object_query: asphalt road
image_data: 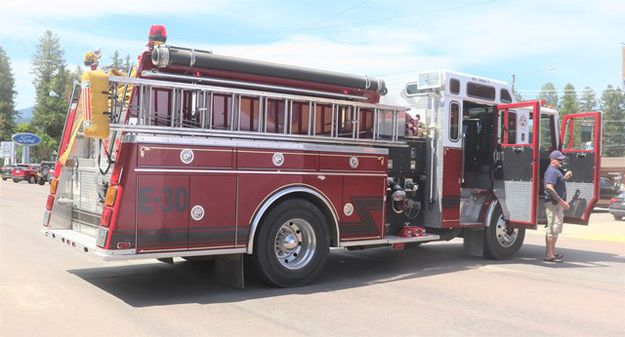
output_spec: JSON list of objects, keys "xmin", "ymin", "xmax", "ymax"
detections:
[{"xmin": 1, "ymin": 181, "xmax": 624, "ymax": 337}]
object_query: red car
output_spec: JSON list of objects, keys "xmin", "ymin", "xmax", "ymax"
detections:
[{"xmin": 11, "ymin": 164, "xmax": 41, "ymax": 184}]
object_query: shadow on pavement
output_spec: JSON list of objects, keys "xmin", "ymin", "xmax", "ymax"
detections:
[{"xmin": 68, "ymin": 242, "xmax": 624, "ymax": 308}]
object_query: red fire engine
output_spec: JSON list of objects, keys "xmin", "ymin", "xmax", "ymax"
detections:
[{"xmin": 43, "ymin": 26, "xmax": 602, "ymax": 287}]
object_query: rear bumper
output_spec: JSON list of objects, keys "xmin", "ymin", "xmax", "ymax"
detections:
[
  {"xmin": 43, "ymin": 228, "xmax": 246, "ymax": 261},
  {"xmin": 43, "ymin": 229, "xmax": 134, "ymax": 261}
]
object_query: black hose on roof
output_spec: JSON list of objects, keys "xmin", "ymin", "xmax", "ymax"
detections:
[{"xmin": 151, "ymin": 45, "xmax": 387, "ymax": 95}]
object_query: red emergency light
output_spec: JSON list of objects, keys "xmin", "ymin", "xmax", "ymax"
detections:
[{"xmin": 148, "ymin": 25, "xmax": 167, "ymax": 47}]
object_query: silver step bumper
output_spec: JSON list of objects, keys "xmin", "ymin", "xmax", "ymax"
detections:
[{"xmin": 340, "ymin": 233, "xmax": 440, "ymax": 247}]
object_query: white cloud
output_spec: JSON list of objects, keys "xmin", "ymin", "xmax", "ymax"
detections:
[
  {"xmin": 3, "ymin": 0, "xmax": 624, "ymax": 109},
  {"xmin": 0, "ymin": 0, "xmax": 231, "ymax": 18}
]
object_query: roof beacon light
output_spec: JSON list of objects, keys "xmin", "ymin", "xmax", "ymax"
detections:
[{"xmin": 148, "ymin": 25, "xmax": 167, "ymax": 49}]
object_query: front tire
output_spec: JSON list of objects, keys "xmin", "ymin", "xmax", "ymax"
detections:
[
  {"xmin": 253, "ymin": 199, "xmax": 329, "ymax": 287},
  {"xmin": 28, "ymin": 176, "xmax": 35, "ymax": 184},
  {"xmin": 484, "ymin": 204, "xmax": 525, "ymax": 259},
  {"xmin": 614, "ymin": 214, "xmax": 623, "ymax": 221}
]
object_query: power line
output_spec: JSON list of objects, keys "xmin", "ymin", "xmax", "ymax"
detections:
[{"xmin": 243, "ymin": 1, "xmax": 371, "ymax": 53}]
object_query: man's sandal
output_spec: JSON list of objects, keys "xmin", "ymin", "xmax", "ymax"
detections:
[{"xmin": 543, "ymin": 257, "xmax": 563, "ymax": 263}]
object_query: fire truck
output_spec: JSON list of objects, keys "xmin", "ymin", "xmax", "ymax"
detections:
[{"xmin": 43, "ymin": 26, "xmax": 602, "ymax": 287}]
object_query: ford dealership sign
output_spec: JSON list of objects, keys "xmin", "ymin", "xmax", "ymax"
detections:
[{"xmin": 12, "ymin": 133, "xmax": 42, "ymax": 146}]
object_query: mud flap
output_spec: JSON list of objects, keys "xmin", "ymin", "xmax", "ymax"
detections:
[
  {"xmin": 215, "ymin": 254, "xmax": 245, "ymax": 289},
  {"xmin": 463, "ymin": 228, "xmax": 485, "ymax": 257}
]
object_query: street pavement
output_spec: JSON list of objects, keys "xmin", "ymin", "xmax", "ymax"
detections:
[{"xmin": 1, "ymin": 181, "xmax": 624, "ymax": 337}]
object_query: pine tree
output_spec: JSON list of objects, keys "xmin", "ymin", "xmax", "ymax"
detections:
[
  {"xmin": 0, "ymin": 46, "xmax": 18, "ymax": 141},
  {"xmin": 558, "ymin": 83, "xmax": 579, "ymax": 118},
  {"xmin": 103, "ymin": 50, "xmax": 123, "ymax": 71},
  {"xmin": 124, "ymin": 54, "xmax": 132, "ymax": 72},
  {"xmin": 538, "ymin": 82, "xmax": 558, "ymax": 108},
  {"xmin": 30, "ymin": 31, "xmax": 69, "ymax": 161},
  {"xmin": 65, "ymin": 65, "xmax": 83, "ymax": 100},
  {"xmin": 600, "ymin": 85, "xmax": 625, "ymax": 157},
  {"xmin": 579, "ymin": 86, "xmax": 598, "ymax": 112}
]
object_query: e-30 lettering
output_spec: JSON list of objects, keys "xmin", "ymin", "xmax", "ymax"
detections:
[{"xmin": 138, "ymin": 186, "xmax": 188, "ymax": 213}]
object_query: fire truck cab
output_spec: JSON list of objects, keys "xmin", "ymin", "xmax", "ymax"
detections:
[
  {"xmin": 42, "ymin": 27, "xmax": 602, "ymax": 287},
  {"xmin": 402, "ymin": 70, "xmax": 601, "ymax": 257}
]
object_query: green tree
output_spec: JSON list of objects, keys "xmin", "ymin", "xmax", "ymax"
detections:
[
  {"xmin": 538, "ymin": 82, "xmax": 558, "ymax": 108},
  {"xmin": 558, "ymin": 83, "xmax": 579, "ymax": 117},
  {"xmin": 124, "ymin": 54, "xmax": 132, "ymax": 72},
  {"xmin": 579, "ymin": 86, "xmax": 598, "ymax": 111},
  {"xmin": 600, "ymin": 85, "xmax": 625, "ymax": 157},
  {"xmin": 30, "ymin": 31, "xmax": 70, "ymax": 161},
  {"xmin": 65, "ymin": 65, "xmax": 83, "ymax": 100},
  {"xmin": 103, "ymin": 50, "xmax": 123, "ymax": 71},
  {"xmin": 0, "ymin": 46, "xmax": 18, "ymax": 140}
]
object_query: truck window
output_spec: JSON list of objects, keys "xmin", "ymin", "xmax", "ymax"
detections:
[
  {"xmin": 449, "ymin": 101, "xmax": 460, "ymax": 141},
  {"xmin": 538, "ymin": 115, "xmax": 556, "ymax": 151},
  {"xmin": 467, "ymin": 82, "xmax": 495, "ymax": 101},
  {"xmin": 449, "ymin": 78, "xmax": 460, "ymax": 95},
  {"xmin": 500, "ymin": 89, "xmax": 512, "ymax": 103},
  {"xmin": 562, "ymin": 116, "xmax": 595, "ymax": 150}
]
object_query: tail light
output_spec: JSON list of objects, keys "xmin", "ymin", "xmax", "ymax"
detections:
[
  {"xmin": 45, "ymin": 194, "xmax": 55, "ymax": 210},
  {"xmin": 610, "ymin": 197, "xmax": 618, "ymax": 205},
  {"xmin": 105, "ymin": 185, "xmax": 119, "ymax": 206},
  {"xmin": 50, "ymin": 178, "xmax": 59, "ymax": 194},
  {"xmin": 100, "ymin": 207, "xmax": 113, "ymax": 227}
]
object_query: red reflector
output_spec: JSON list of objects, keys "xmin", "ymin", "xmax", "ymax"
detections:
[
  {"xmin": 100, "ymin": 207, "xmax": 113, "ymax": 227},
  {"xmin": 45, "ymin": 195, "xmax": 55, "ymax": 210},
  {"xmin": 116, "ymin": 241, "xmax": 131, "ymax": 249},
  {"xmin": 610, "ymin": 198, "xmax": 618, "ymax": 205}
]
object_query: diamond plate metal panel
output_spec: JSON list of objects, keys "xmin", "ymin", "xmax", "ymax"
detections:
[{"xmin": 494, "ymin": 181, "xmax": 533, "ymax": 222}]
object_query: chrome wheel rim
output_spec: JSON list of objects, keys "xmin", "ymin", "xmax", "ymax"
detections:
[
  {"xmin": 495, "ymin": 214, "xmax": 518, "ymax": 248},
  {"xmin": 274, "ymin": 218, "xmax": 316, "ymax": 270}
]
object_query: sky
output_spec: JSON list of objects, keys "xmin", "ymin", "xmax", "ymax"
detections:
[{"xmin": 1, "ymin": 0, "xmax": 623, "ymax": 109}]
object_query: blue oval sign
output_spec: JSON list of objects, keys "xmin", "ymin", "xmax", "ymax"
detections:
[{"xmin": 12, "ymin": 133, "xmax": 42, "ymax": 146}]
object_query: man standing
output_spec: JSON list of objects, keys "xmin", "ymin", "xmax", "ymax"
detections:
[{"xmin": 543, "ymin": 150, "xmax": 573, "ymax": 263}]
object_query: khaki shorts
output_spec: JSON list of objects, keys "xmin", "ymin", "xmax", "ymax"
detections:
[{"xmin": 545, "ymin": 202, "xmax": 564, "ymax": 238}]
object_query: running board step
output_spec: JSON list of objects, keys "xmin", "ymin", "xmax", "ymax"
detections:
[{"xmin": 340, "ymin": 233, "xmax": 440, "ymax": 247}]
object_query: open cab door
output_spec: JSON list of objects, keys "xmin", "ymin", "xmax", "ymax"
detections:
[
  {"xmin": 559, "ymin": 112, "xmax": 602, "ymax": 225},
  {"xmin": 494, "ymin": 101, "xmax": 541, "ymax": 228}
]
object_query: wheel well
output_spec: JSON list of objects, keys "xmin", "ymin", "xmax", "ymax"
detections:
[{"xmin": 252, "ymin": 191, "xmax": 339, "ymax": 251}]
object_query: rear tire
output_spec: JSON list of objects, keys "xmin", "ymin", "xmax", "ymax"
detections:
[
  {"xmin": 13, "ymin": 179, "xmax": 18, "ymax": 183},
  {"xmin": 28, "ymin": 176, "xmax": 35, "ymax": 184},
  {"xmin": 614, "ymin": 215, "xmax": 623, "ymax": 221},
  {"xmin": 253, "ymin": 199, "xmax": 329, "ymax": 287},
  {"xmin": 484, "ymin": 204, "xmax": 525, "ymax": 259}
]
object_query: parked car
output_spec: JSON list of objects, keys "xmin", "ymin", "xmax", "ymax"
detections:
[
  {"xmin": 38, "ymin": 161, "xmax": 56, "ymax": 185},
  {"xmin": 1, "ymin": 164, "xmax": 16, "ymax": 181},
  {"xmin": 10, "ymin": 164, "xmax": 41, "ymax": 184},
  {"xmin": 608, "ymin": 192, "xmax": 625, "ymax": 221},
  {"xmin": 597, "ymin": 177, "xmax": 620, "ymax": 208}
]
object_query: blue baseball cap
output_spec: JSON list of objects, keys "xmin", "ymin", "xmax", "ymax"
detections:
[{"xmin": 549, "ymin": 150, "xmax": 567, "ymax": 160}]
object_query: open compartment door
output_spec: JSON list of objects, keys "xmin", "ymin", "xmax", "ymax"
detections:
[
  {"xmin": 559, "ymin": 112, "xmax": 602, "ymax": 225},
  {"xmin": 493, "ymin": 101, "xmax": 541, "ymax": 227}
]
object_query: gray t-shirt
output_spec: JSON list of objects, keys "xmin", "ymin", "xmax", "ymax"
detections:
[{"xmin": 544, "ymin": 165, "xmax": 566, "ymax": 202}]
